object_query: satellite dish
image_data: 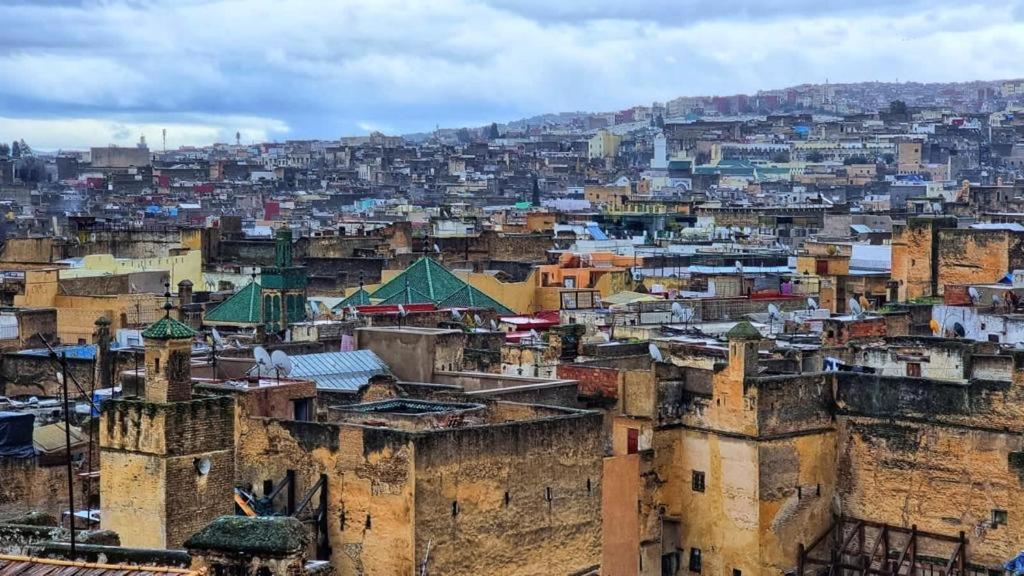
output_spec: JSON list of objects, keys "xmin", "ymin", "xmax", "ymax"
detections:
[
  {"xmin": 807, "ymin": 297, "xmax": 819, "ymax": 310},
  {"xmin": 952, "ymin": 322, "xmax": 966, "ymax": 338},
  {"xmin": 968, "ymin": 287, "xmax": 980, "ymax": 302},
  {"xmin": 473, "ymin": 314, "xmax": 482, "ymax": 326},
  {"xmin": 671, "ymin": 302, "xmax": 694, "ymax": 323},
  {"xmin": 734, "ymin": 260, "xmax": 743, "ymax": 273},
  {"xmin": 768, "ymin": 303, "xmax": 781, "ymax": 317},
  {"xmin": 451, "ymin": 309, "xmax": 463, "ymax": 321},
  {"xmin": 348, "ymin": 305, "xmax": 358, "ymax": 317},
  {"xmin": 929, "ymin": 319, "xmax": 940, "ymax": 334},
  {"xmin": 211, "ymin": 327, "xmax": 225, "ymax": 346},
  {"xmin": 632, "ymin": 271, "xmax": 643, "ymax": 282},
  {"xmin": 993, "ymin": 294, "xmax": 1002, "ymax": 306},
  {"xmin": 529, "ymin": 329, "xmax": 540, "ymax": 343},
  {"xmin": 194, "ymin": 457, "xmax": 211, "ymax": 476},
  {"xmin": 398, "ymin": 304, "xmax": 408, "ymax": 317},
  {"xmin": 252, "ymin": 344, "xmax": 270, "ymax": 366},
  {"xmin": 489, "ymin": 319, "xmax": 498, "ymax": 331},
  {"xmin": 848, "ymin": 298, "xmax": 863, "ymax": 316},
  {"xmin": 433, "ymin": 243, "xmax": 441, "ymax": 254},
  {"xmin": 599, "ymin": 332, "xmax": 611, "ymax": 342},
  {"xmin": 271, "ymin": 350, "xmax": 292, "ymax": 376},
  {"xmin": 648, "ymin": 343, "xmax": 664, "ymax": 363}
]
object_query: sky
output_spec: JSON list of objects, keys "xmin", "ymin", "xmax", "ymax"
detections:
[{"xmin": 2, "ymin": 0, "xmax": 1024, "ymax": 150}]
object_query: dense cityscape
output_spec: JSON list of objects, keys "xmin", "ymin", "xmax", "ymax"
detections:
[{"xmin": 5, "ymin": 18, "xmax": 1024, "ymax": 576}]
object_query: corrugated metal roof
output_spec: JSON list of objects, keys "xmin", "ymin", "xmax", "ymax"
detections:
[{"xmin": 249, "ymin": 350, "xmax": 389, "ymax": 391}]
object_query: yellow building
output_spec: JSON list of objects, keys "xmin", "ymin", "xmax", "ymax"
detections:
[
  {"xmin": 588, "ymin": 129, "xmax": 622, "ymax": 159},
  {"xmin": 59, "ymin": 250, "xmax": 203, "ymax": 288}
]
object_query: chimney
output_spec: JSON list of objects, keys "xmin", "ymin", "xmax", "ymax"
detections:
[{"xmin": 94, "ymin": 316, "xmax": 113, "ymax": 390}]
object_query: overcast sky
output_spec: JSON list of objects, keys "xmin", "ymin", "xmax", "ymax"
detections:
[{"xmin": 2, "ymin": 0, "xmax": 1024, "ymax": 149}]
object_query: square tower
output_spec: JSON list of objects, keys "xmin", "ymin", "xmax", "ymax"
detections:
[{"xmin": 100, "ymin": 301, "xmax": 235, "ymax": 549}]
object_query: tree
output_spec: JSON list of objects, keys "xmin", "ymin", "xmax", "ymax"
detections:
[
  {"xmin": 771, "ymin": 151, "xmax": 790, "ymax": 163},
  {"xmin": 807, "ymin": 151, "xmax": 824, "ymax": 163},
  {"xmin": 889, "ymin": 100, "xmax": 908, "ymax": 117},
  {"xmin": 844, "ymin": 155, "xmax": 869, "ymax": 165},
  {"xmin": 0, "ymin": 143, "xmax": 8, "ymax": 157},
  {"xmin": 487, "ymin": 122, "xmax": 500, "ymax": 140},
  {"xmin": 10, "ymin": 141, "xmax": 20, "ymax": 158}
]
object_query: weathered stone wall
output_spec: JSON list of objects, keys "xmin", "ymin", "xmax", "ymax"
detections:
[
  {"xmin": 936, "ymin": 229, "xmax": 1013, "ymax": 293},
  {"xmin": 413, "ymin": 412, "xmax": 603, "ymax": 576},
  {"xmin": 0, "ymin": 457, "xmax": 87, "ymax": 521},
  {"xmin": 837, "ymin": 417, "xmax": 1024, "ymax": 566}
]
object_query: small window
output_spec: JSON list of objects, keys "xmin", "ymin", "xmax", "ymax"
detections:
[
  {"xmin": 627, "ymin": 428, "xmax": 639, "ymax": 454},
  {"xmin": 733, "ymin": 570, "xmax": 742, "ymax": 576},
  {"xmin": 155, "ymin": 357, "xmax": 160, "ymax": 373},
  {"xmin": 906, "ymin": 362, "xmax": 921, "ymax": 377},
  {"xmin": 689, "ymin": 548, "xmax": 702, "ymax": 573},
  {"xmin": 988, "ymin": 334, "xmax": 1000, "ymax": 343},
  {"xmin": 545, "ymin": 487, "xmax": 552, "ymax": 501},
  {"xmin": 993, "ymin": 509, "xmax": 1008, "ymax": 526},
  {"xmin": 504, "ymin": 491, "xmax": 510, "ymax": 507},
  {"xmin": 451, "ymin": 501, "xmax": 459, "ymax": 517},
  {"xmin": 692, "ymin": 471, "xmax": 705, "ymax": 493}
]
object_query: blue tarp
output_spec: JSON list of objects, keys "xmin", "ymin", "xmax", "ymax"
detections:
[
  {"xmin": 586, "ymin": 224, "xmax": 608, "ymax": 241},
  {"xmin": 0, "ymin": 411, "xmax": 35, "ymax": 458},
  {"xmin": 1005, "ymin": 551, "xmax": 1024, "ymax": 573}
]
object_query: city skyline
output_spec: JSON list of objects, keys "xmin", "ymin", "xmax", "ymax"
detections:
[{"xmin": 3, "ymin": 0, "xmax": 1024, "ymax": 149}]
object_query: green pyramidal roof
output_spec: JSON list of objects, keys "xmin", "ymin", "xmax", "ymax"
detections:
[
  {"xmin": 204, "ymin": 281, "xmax": 263, "ymax": 325},
  {"xmin": 725, "ymin": 320, "xmax": 762, "ymax": 341},
  {"xmin": 371, "ymin": 257, "xmax": 466, "ymax": 303},
  {"xmin": 370, "ymin": 257, "xmax": 515, "ymax": 314},
  {"xmin": 336, "ymin": 288, "xmax": 371, "ymax": 309},
  {"xmin": 142, "ymin": 315, "xmax": 196, "ymax": 340},
  {"xmin": 438, "ymin": 284, "xmax": 514, "ymax": 315}
]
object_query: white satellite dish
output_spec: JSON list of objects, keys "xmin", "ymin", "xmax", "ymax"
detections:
[
  {"xmin": 968, "ymin": 287, "xmax": 980, "ymax": 303},
  {"xmin": 473, "ymin": 314, "xmax": 482, "ymax": 326},
  {"xmin": 451, "ymin": 309, "xmax": 463, "ymax": 321},
  {"xmin": 489, "ymin": 319, "xmax": 498, "ymax": 331},
  {"xmin": 768, "ymin": 303, "xmax": 781, "ymax": 319},
  {"xmin": 599, "ymin": 332, "xmax": 611, "ymax": 342},
  {"xmin": 211, "ymin": 327, "xmax": 225, "ymax": 346},
  {"xmin": 648, "ymin": 343, "xmax": 664, "ymax": 363},
  {"xmin": 632, "ymin": 271, "xmax": 643, "ymax": 282},
  {"xmin": 993, "ymin": 294, "xmax": 1002, "ymax": 306},
  {"xmin": 529, "ymin": 329, "xmax": 541, "ymax": 343},
  {"xmin": 734, "ymin": 260, "xmax": 743, "ymax": 273},
  {"xmin": 848, "ymin": 298, "xmax": 863, "ymax": 316},
  {"xmin": 270, "ymin": 350, "xmax": 293, "ymax": 377},
  {"xmin": 671, "ymin": 302, "xmax": 694, "ymax": 323},
  {"xmin": 807, "ymin": 297, "xmax": 818, "ymax": 311},
  {"xmin": 254, "ymin": 346, "xmax": 271, "ymax": 376},
  {"xmin": 194, "ymin": 457, "xmax": 212, "ymax": 476},
  {"xmin": 398, "ymin": 304, "xmax": 408, "ymax": 317},
  {"xmin": 348, "ymin": 305, "xmax": 358, "ymax": 317},
  {"xmin": 433, "ymin": 243, "xmax": 441, "ymax": 254}
]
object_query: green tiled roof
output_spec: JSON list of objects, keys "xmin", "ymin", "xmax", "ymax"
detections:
[
  {"xmin": 335, "ymin": 288, "xmax": 371, "ymax": 309},
  {"xmin": 371, "ymin": 257, "xmax": 514, "ymax": 314},
  {"xmin": 437, "ymin": 284, "xmax": 514, "ymax": 315},
  {"xmin": 371, "ymin": 257, "xmax": 465, "ymax": 303},
  {"xmin": 204, "ymin": 281, "xmax": 263, "ymax": 325},
  {"xmin": 141, "ymin": 315, "xmax": 196, "ymax": 340},
  {"xmin": 725, "ymin": 321, "xmax": 762, "ymax": 341}
]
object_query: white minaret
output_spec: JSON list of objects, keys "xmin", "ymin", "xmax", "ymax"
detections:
[{"xmin": 651, "ymin": 133, "xmax": 668, "ymax": 170}]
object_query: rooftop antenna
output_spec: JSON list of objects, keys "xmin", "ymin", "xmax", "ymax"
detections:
[
  {"xmin": 648, "ymin": 342, "xmax": 664, "ymax": 363},
  {"xmin": 253, "ymin": 346, "xmax": 271, "ymax": 378}
]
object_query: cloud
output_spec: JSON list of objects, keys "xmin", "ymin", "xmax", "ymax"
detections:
[
  {"xmin": 0, "ymin": 114, "xmax": 289, "ymax": 151},
  {"xmin": 0, "ymin": 0, "xmax": 1023, "ymax": 146}
]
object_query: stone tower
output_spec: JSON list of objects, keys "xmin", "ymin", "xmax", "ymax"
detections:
[
  {"xmin": 260, "ymin": 227, "xmax": 307, "ymax": 333},
  {"xmin": 100, "ymin": 291, "xmax": 235, "ymax": 549}
]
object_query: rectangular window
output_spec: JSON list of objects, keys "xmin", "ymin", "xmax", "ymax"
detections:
[
  {"xmin": 689, "ymin": 548, "xmax": 702, "ymax": 573},
  {"xmin": 993, "ymin": 509, "xmax": 1008, "ymax": 526},
  {"xmin": 627, "ymin": 428, "xmax": 639, "ymax": 454},
  {"xmin": 988, "ymin": 334, "xmax": 1000, "ymax": 343},
  {"xmin": 906, "ymin": 362, "xmax": 921, "ymax": 377},
  {"xmin": 692, "ymin": 471, "xmax": 705, "ymax": 493}
]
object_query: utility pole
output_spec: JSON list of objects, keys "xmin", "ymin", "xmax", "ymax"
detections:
[{"xmin": 55, "ymin": 350, "xmax": 77, "ymax": 557}]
